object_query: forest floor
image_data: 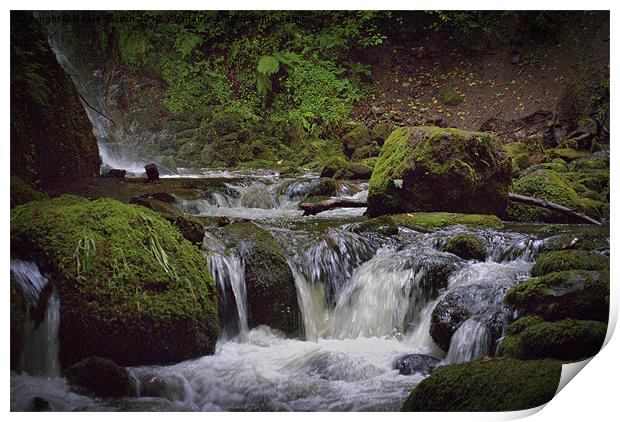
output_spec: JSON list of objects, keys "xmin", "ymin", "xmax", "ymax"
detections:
[{"xmin": 352, "ymin": 13, "xmax": 609, "ymax": 131}]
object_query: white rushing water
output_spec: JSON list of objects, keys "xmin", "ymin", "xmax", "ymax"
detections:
[{"xmin": 11, "ymin": 174, "xmax": 554, "ymax": 412}]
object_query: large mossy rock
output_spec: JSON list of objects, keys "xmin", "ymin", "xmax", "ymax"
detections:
[
  {"xmin": 367, "ymin": 127, "xmax": 511, "ymax": 217},
  {"xmin": 217, "ymin": 222, "xmax": 300, "ymax": 335},
  {"xmin": 10, "ymin": 12, "xmax": 101, "ymax": 185},
  {"xmin": 507, "ymin": 169, "xmax": 602, "ymax": 223},
  {"xmin": 401, "ymin": 358, "xmax": 562, "ymax": 411},
  {"xmin": 64, "ymin": 357, "xmax": 135, "ymax": 398},
  {"xmin": 505, "ymin": 270, "xmax": 609, "ymax": 322},
  {"xmin": 11, "ymin": 196, "xmax": 220, "ymax": 368},
  {"xmin": 497, "ymin": 317, "xmax": 606, "ymax": 361},
  {"xmin": 442, "ymin": 233, "xmax": 486, "ymax": 261},
  {"xmin": 530, "ymin": 250, "xmax": 609, "ymax": 277}
]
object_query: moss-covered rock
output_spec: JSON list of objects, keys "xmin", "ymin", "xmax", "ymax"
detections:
[
  {"xmin": 497, "ymin": 318, "xmax": 606, "ymax": 361},
  {"xmin": 540, "ymin": 232, "xmax": 609, "ymax": 254},
  {"xmin": 11, "ymin": 176, "xmax": 48, "ymax": 208},
  {"xmin": 351, "ymin": 143, "xmax": 381, "ymax": 161},
  {"xmin": 401, "ymin": 358, "xmax": 562, "ymax": 411},
  {"xmin": 505, "ymin": 270, "xmax": 609, "ymax": 322},
  {"xmin": 367, "ymin": 126, "xmax": 511, "ymax": 217},
  {"xmin": 370, "ymin": 121, "xmax": 395, "ymax": 145},
  {"xmin": 507, "ymin": 169, "xmax": 600, "ymax": 223},
  {"xmin": 548, "ymin": 148, "xmax": 588, "ymax": 162},
  {"xmin": 342, "ymin": 122, "xmax": 372, "ymax": 157},
  {"xmin": 320, "ymin": 156, "xmax": 348, "ymax": 178},
  {"xmin": 64, "ymin": 357, "xmax": 135, "ymax": 398},
  {"xmin": 11, "ymin": 13, "xmax": 101, "ymax": 185},
  {"xmin": 531, "ymin": 250, "xmax": 609, "ymax": 276},
  {"xmin": 333, "ymin": 161, "xmax": 374, "ymax": 180},
  {"xmin": 216, "ymin": 221, "xmax": 300, "ymax": 335},
  {"xmin": 443, "ymin": 233, "xmax": 486, "ymax": 261},
  {"xmin": 353, "ymin": 212, "xmax": 503, "ymax": 236},
  {"xmin": 11, "ymin": 196, "xmax": 219, "ymax": 368}
]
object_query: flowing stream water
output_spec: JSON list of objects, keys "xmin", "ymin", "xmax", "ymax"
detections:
[{"xmin": 10, "ymin": 172, "xmax": 558, "ymax": 411}]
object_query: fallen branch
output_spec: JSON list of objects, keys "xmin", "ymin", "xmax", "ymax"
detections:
[
  {"xmin": 299, "ymin": 198, "xmax": 368, "ymax": 216},
  {"xmin": 508, "ymin": 193, "xmax": 602, "ymax": 226}
]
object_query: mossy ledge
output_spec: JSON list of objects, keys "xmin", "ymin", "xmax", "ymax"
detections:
[
  {"xmin": 353, "ymin": 212, "xmax": 503, "ymax": 235},
  {"xmin": 11, "ymin": 195, "xmax": 219, "ymax": 368},
  {"xmin": 530, "ymin": 250, "xmax": 609, "ymax": 277},
  {"xmin": 401, "ymin": 358, "xmax": 562, "ymax": 411}
]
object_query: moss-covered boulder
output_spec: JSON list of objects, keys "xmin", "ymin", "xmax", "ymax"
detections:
[
  {"xmin": 507, "ymin": 169, "xmax": 599, "ymax": 223},
  {"xmin": 367, "ymin": 127, "xmax": 511, "ymax": 217},
  {"xmin": 370, "ymin": 121, "xmax": 395, "ymax": 145},
  {"xmin": 505, "ymin": 270, "xmax": 609, "ymax": 322},
  {"xmin": 497, "ymin": 318, "xmax": 606, "ymax": 361},
  {"xmin": 333, "ymin": 161, "xmax": 374, "ymax": 180},
  {"xmin": 11, "ymin": 13, "xmax": 101, "ymax": 185},
  {"xmin": 11, "ymin": 196, "xmax": 219, "ymax": 368},
  {"xmin": 443, "ymin": 233, "xmax": 486, "ymax": 261},
  {"xmin": 539, "ymin": 232, "xmax": 609, "ymax": 254},
  {"xmin": 531, "ymin": 250, "xmax": 609, "ymax": 276},
  {"xmin": 216, "ymin": 221, "xmax": 300, "ymax": 334},
  {"xmin": 342, "ymin": 122, "xmax": 372, "ymax": 157},
  {"xmin": 320, "ymin": 156, "xmax": 348, "ymax": 178},
  {"xmin": 64, "ymin": 357, "xmax": 135, "ymax": 398},
  {"xmin": 548, "ymin": 148, "xmax": 588, "ymax": 162},
  {"xmin": 402, "ymin": 358, "xmax": 562, "ymax": 411}
]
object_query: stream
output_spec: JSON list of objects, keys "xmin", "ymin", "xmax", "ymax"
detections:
[{"xmin": 10, "ymin": 171, "xmax": 570, "ymax": 412}]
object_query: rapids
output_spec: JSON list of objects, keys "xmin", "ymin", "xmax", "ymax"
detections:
[{"xmin": 11, "ymin": 170, "xmax": 563, "ymax": 412}]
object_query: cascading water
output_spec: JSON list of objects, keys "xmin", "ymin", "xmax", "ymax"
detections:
[
  {"xmin": 10, "ymin": 260, "xmax": 61, "ymax": 377},
  {"xmin": 12, "ymin": 171, "xmax": 587, "ymax": 411}
]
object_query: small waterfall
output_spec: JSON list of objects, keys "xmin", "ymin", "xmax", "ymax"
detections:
[
  {"xmin": 443, "ymin": 319, "xmax": 491, "ymax": 364},
  {"xmin": 204, "ymin": 234, "xmax": 249, "ymax": 341},
  {"xmin": 11, "ymin": 260, "xmax": 61, "ymax": 377}
]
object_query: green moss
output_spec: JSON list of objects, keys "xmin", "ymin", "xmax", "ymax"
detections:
[
  {"xmin": 443, "ymin": 233, "xmax": 486, "ymax": 261},
  {"xmin": 355, "ymin": 212, "xmax": 502, "ymax": 235},
  {"xmin": 531, "ymin": 250, "xmax": 609, "ymax": 276},
  {"xmin": 401, "ymin": 358, "xmax": 562, "ymax": 411},
  {"xmin": 507, "ymin": 169, "xmax": 597, "ymax": 223},
  {"xmin": 497, "ymin": 318, "xmax": 607, "ymax": 361},
  {"xmin": 439, "ymin": 88, "xmax": 465, "ymax": 106},
  {"xmin": 370, "ymin": 121, "xmax": 395, "ymax": 144},
  {"xmin": 11, "ymin": 195, "xmax": 219, "ymax": 367},
  {"xmin": 367, "ymin": 126, "xmax": 511, "ymax": 217},
  {"xmin": 548, "ymin": 148, "xmax": 588, "ymax": 162},
  {"xmin": 342, "ymin": 122, "xmax": 372, "ymax": 156},
  {"xmin": 10, "ymin": 176, "xmax": 48, "ymax": 208},
  {"xmin": 505, "ymin": 270, "xmax": 609, "ymax": 322},
  {"xmin": 217, "ymin": 222, "xmax": 300, "ymax": 335}
]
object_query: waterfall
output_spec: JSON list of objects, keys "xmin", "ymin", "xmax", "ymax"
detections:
[
  {"xmin": 11, "ymin": 260, "xmax": 61, "ymax": 377},
  {"xmin": 443, "ymin": 319, "xmax": 491, "ymax": 364},
  {"xmin": 204, "ymin": 234, "xmax": 249, "ymax": 341}
]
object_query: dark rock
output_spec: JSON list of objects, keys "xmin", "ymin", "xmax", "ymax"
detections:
[
  {"xmin": 394, "ymin": 354, "xmax": 442, "ymax": 375},
  {"xmin": 342, "ymin": 122, "xmax": 373, "ymax": 157},
  {"xmin": 144, "ymin": 163, "xmax": 160, "ymax": 182},
  {"xmin": 430, "ymin": 279, "xmax": 514, "ymax": 352},
  {"xmin": 32, "ymin": 397, "xmax": 50, "ymax": 411},
  {"xmin": 10, "ymin": 279, "xmax": 26, "ymax": 370},
  {"xmin": 101, "ymin": 169, "xmax": 127, "ymax": 178},
  {"xmin": 443, "ymin": 233, "xmax": 486, "ymax": 261},
  {"xmin": 64, "ymin": 357, "xmax": 135, "ymax": 398}
]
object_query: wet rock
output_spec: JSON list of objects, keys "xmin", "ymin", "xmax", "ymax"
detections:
[
  {"xmin": 498, "ymin": 318, "xmax": 607, "ymax": 361},
  {"xmin": 279, "ymin": 178, "xmax": 337, "ymax": 200},
  {"xmin": 539, "ymin": 232, "xmax": 609, "ymax": 254},
  {"xmin": 505, "ymin": 270, "xmax": 609, "ymax": 322},
  {"xmin": 394, "ymin": 354, "xmax": 441, "ymax": 375},
  {"xmin": 32, "ymin": 397, "xmax": 51, "ymax": 411},
  {"xmin": 442, "ymin": 233, "xmax": 486, "ymax": 261},
  {"xmin": 430, "ymin": 279, "xmax": 514, "ymax": 352},
  {"xmin": 65, "ymin": 357, "xmax": 135, "ymax": 398},
  {"xmin": 367, "ymin": 127, "xmax": 511, "ymax": 217},
  {"xmin": 10, "ymin": 279, "xmax": 26, "ymax": 370},
  {"xmin": 144, "ymin": 163, "xmax": 160, "ymax": 182},
  {"xmin": 402, "ymin": 358, "xmax": 562, "ymax": 411},
  {"xmin": 11, "ymin": 196, "xmax": 220, "ymax": 367}
]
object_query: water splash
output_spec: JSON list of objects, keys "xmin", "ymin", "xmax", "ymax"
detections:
[{"xmin": 443, "ymin": 319, "xmax": 491, "ymax": 364}]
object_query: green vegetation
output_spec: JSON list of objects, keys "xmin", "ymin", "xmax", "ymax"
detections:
[
  {"xmin": 354, "ymin": 212, "xmax": 503, "ymax": 235},
  {"xmin": 497, "ymin": 318, "xmax": 606, "ymax": 361},
  {"xmin": 402, "ymin": 358, "xmax": 562, "ymax": 411},
  {"xmin": 531, "ymin": 250, "xmax": 609, "ymax": 276},
  {"xmin": 11, "ymin": 195, "xmax": 219, "ymax": 367}
]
